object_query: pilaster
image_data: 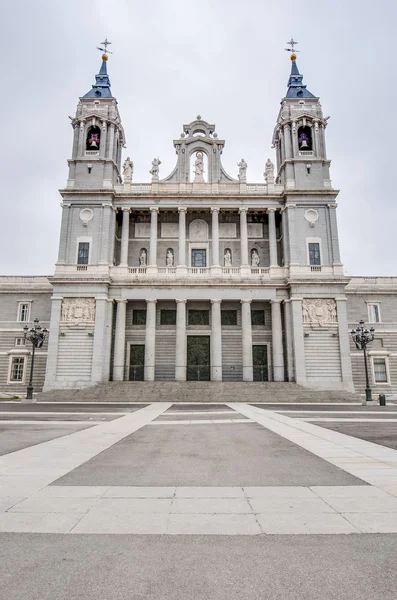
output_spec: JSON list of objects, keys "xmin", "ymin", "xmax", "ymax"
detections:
[
  {"xmin": 144, "ymin": 299, "xmax": 157, "ymax": 381},
  {"xmin": 211, "ymin": 299, "xmax": 222, "ymax": 381},
  {"xmin": 175, "ymin": 300, "xmax": 187, "ymax": 381},
  {"xmin": 113, "ymin": 299, "xmax": 127, "ymax": 381},
  {"xmin": 241, "ymin": 299, "xmax": 253, "ymax": 381},
  {"xmin": 271, "ymin": 299, "xmax": 285, "ymax": 382}
]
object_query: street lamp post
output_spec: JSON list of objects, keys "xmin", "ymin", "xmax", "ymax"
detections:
[
  {"xmin": 23, "ymin": 318, "xmax": 48, "ymax": 401},
  {"xmin": 351, "ymin": 319, "xmax": 375, "ymax": 403}
]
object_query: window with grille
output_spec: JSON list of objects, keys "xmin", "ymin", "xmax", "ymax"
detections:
[
  {"xmin": 368, "ymin": 303, "xmax": 381, "ymax": 323},
  {"xmin": 10, "ymin": 357, "xmax": 25, "ymax": 381},
  {"xmin": 160, "ymin": 310, "xmax": 176, "ymax": 325},
  {"xmin": 373, "ymin": 358, "xmax": 388, "ymax": 383},
  {"xmin": 221, "ymin": 310, "xmax": 237, "ymax": 326},
  {"xmin": 188, "ymin": 310, "xmax": 209, "ymax": 326},
  {"xmin": 251, "ymin": 310, "xmax": 265, "ymax": 326},
  {"xmin": 18, "ymin": 303, "xmax": 30, "ymax": 322},
  {"xmin": 308, "ymin": 242, "xmax": 321, "ymax": 266},
  {"xmin": 191, "ymin": 249, "xmax": 207, "ymax": 267},
  {"xmin": 132, "ymin": 310, "xmax": 147, "ymax": 325},
  {"xmin": 77, "ymin": 242, "xmax": 90, "ymax": 265}
]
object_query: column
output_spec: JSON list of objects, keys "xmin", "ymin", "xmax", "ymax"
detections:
[
  {"xmin": 43, "ymin": 297, "xmax": 63, "ymax": 391},
  {"xmin": 175, "ymin": 299, "xmax": 187, "ymax": 381},
  {"xmin": 144, "ymin": 300, "xmax": 157, "ymax": 381},
  {"xmin": 241, "ymin": 299, "xmax": 253, "ymax": 381},
  {"xmin": 72, "ymin": 123, "xmax": 80, "ymax": 158},
  {"xmin": 286, "ymin": 204, "xmax": 298, "ymax": 267},
  {"xmin": 290, "ymin": 297, "xmax": 306, "ymax": 385},
  {"xmin": 107, "ymin": 123, "xmax": 115, "ymax": 162},
  {"xmin": 99, "ymin": 203, "xmax": 112, "ymax": 266},
  {"xmin": 177, "ymin": 207, "xmax": 187, "ymax": 274},
  {"xmin": 283, "ymin": 300, "xmax": 295, "ymax": 381},
  {"xmin": 211, "ymin": 299, "xmax": 222, "ymax": 381},
  {"xmin": 291, "ymin": 121, "xmax": 299, "ymax": 156},
  {"xmin": 119, "ymin": 207, "xmax": 130, "ymax": 267},
  {"xmin": 77, "ymin": 121, "xmax": 85, "ymax": 157},
  {"xmin": 100, "ymin": 121, "xmax": 108, "ymax": 158},
  {"xmin": 148, "ymin": 207, "xmax": 158, "ymax": 271},
  {"xmin": 268, "ymin": 208, "xmax": 278, "ymax": 268},
  {"xmin": 113, "ymin": 299, "xmax": 127, "ymax": 381},
  {"xmin": 91, "ymin": 297, "xmax": 108, "ymax": 383},
  {"xmin": 211, "ymin": 207, "xmax": 220, "ymax": 268},
  {"xmin": 283, "ymin": 124, "xmax": 292, "ymax": 159},
  {"xmin": 336, "ymin": 298, "xmax": 354, "ymax": 391},
  {"xmin": 239, "ymin": 207, "xmax": 249, "ymax": 268},
  {"xmin": 271, "ymin": 300, "xmax": 285, "ymax": 382}
]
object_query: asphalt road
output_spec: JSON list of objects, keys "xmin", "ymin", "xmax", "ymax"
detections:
[{"xmin": 1, "ymin": 533, "xmax": 396, "ymax": 600}]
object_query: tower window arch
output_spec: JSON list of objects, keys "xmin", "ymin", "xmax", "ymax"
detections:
[
  {"xmin": 86, "ymin": 126, "xmax": 101, "ymax": 151},
  {"xmin": 297, "ymin": 125, "xmax": 312, "ymax": 151}
]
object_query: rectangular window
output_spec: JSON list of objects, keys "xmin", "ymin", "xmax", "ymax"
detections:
[
  {"xmin": 77, "ymin": 242, "xmax": 90, "ymax": 265},
  {"xmin": 15, "ymin": 338, "xmax": 26, "ymax": 347},
  {"xmin": 18, "ymin": 303, "xmax": 30, "ymax": 322},
  {"xmin": 251, "ymin": 310, "xmax": 265, "ymax": 326},
  {"xmin": 160, "ymin": 310, "xmax": 176, "ymax": 325},
  {"xmin": 308, "ymin": 242, "xmax": 321, "ymax": 266},
  {"xmin": 10, "ymin": 357, "xmax": 25, "ymax": 382},
  {"xmin": 221, "ymin": 310, "xmax": 238, "ymax": 326},
  {"xmin": 373, "ymin": 358, "xmax": 388, "ymax": 383},
  {"xmin": 191, "ymin": 249, "xmax": 207, "ymax": 267},
  {"xmin": 368, "ymin": 303, "xmax": 381, "ymax": 323},
  {"xmin": 188, "ymin": 310, "xmax": 209, "ymax": 326},
  {"xmin": 132, "ymin": 309, "xmax": 147, "ymax": 325}
]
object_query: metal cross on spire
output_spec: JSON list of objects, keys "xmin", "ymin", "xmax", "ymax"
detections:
[
  {"xmin": 285, "ymin": 37, "xmax": 300, "ymax": 54},
  {"xmin": 97, "ymin": 38, "xmax": 113, "ymax": 55}
]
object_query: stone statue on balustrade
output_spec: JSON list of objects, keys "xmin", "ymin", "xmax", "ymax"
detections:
[
  {"xmin": 149, "ymin": 158, "xmax": 161, "ymax": 181},
  {"xmin": 166, "ymin": 249, "xmax": 174, "ymax": 267},
  {"xmin": 139, "ymin": 249, "xmax": 147, "ymax": 266},
  {"xmin": 224, "ymin": 249, "xmax": 232, "ymax": 267},
  {"xmin": 122, "ymin": 157, "xmax": 134, "ymax": 182},
  {"xmin": 264, "ymin": 158, "xmax": 275, "ymax": 184},
  {"xmin": 251, "ymin": 249, "xmax": 260, "ymax": 267},
  {"xmin": 238, "ymin": 158, "xmax": 247, "ymax": 182}
]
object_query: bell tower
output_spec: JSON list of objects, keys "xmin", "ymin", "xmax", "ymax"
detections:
[
  {"xmin": 67, "ymin": 43, "xmax": 125, "ymax": 190},
  {"xmin": 272, "ymin": 44, "xmax": 332, "ymax": 190}
]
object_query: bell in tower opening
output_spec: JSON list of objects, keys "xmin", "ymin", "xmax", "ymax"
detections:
[
  {"xmin": 86, "ymin": 126, "xmax": 101, "ymax": 150},
  {"xmin": 298, "ymin": 126, "xmax": 312, "ymax": 151}
]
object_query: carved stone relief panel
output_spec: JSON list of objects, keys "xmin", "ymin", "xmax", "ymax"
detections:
[
  {"xmin": 135, "ymin": 223, "xmax": 151, "ymax": 238},
  {"xmin": 61, "ymin": 298, "xmax": 96, "ymax": 325},
  {"xmin": 302, "ymin": 299, "xmax": 337, "ymax": 326},
  {"xmin": 247, "ymin": 223, "xmax": 263, "ymax": 238},
  {"xmin": 161, "ymin": 223, "xmax": 179, "ymax": 238},
  {"xmin": 219, "ymin": 223, "xmax": 237, "ymax": 238},
  {"xmin": 189, "ymin": 219, "xmax": 208, "ymax": 241}
]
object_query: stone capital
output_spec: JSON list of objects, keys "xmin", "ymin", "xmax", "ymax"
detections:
[
  {"xmin": 145, "ymin": 299, "xmax": 157, "ymax": 304},
  {"xmin": 102, "ymin": 202, "xmax": 113, "ymax": 208},
  {"xmin": 149, "ymin": 206, "xmax": 159, "ymax": 214},
  {"xmin": 178, "ymin": 207, "xmax": 187, "ymax": 214},
  {"xmin": 211, "ymin": 207, "xmax": 220, "ymax": 214},
  {"xmin": 267, "ymin": 207, "xmax": 276, "ymax": 213},
  {"xmin": 239, "ymin": 207, "xmax": 248, "ymax": 214},
  {"xmin": 285, "ymin": 203, "xmax": 297, "ymax": 209},
  {"xmin": 116, "ymin": 299, "xmax": 128, "ymax": 304},
  {"xmin": 270, "ymin": 299, "xmax": 282, "ymax": 304},
  {"xmin": 240, "ymin": 299, "xmax": 252, "ymax": 304},
  {"xmin": 121, "ymin": 206, "xmax": 130, "ymax": 212},
  {"xmin": 176, "ymin": 299, "xmax": 187, "ymax": 304},
  {"xmin": 327, "ymin": 203, "xmax": 338, "ymax": 209},
  {"xmin": 211, "ymin": 299, "xmax": 222, "ymax": 304}
]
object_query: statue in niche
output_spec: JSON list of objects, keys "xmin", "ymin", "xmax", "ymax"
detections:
[
  {"xmin": 122, "ymin": 157, "xmax": 134, "ymax": 182},
  {"xmin": 264, "ymin": 158, "xmax": 275, "ymax": 184},
  {"xmin": 194, "ymin": 152, "xmax": 204, "ymax": 180},
  {"xmin": 224, "ymin": 249, "xmax": 232, "ymax": 267},
  {"xmin": 166, "ymin": 249, "xmax": 174, "ymax": 267},
  {"xmin": 149, "ymin": 158, "xmax": 161, "ymax": 181},
  {"xmin": 139, "ymin": 249, "xmax": 147, "ymax": 266},
  {"xmin": 238, "ymin": 158, "xmax": 247, "ymax": 182},
  {"xmin": 251, "ymin": 249, "xmax": 260, "ymax": 267}
]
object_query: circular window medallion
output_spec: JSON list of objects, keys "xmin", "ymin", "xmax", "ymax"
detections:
[
  {"xmin": 79, "ymin": 209, "xmax": 94, "ymax": 227},
  {"xmin": 304, "ymin": 209, "xmax": 319, "ymax": 227}
]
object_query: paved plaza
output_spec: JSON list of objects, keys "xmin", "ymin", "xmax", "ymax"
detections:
[{"xmin": 1, "ymin": 400, "xmax": 397, "ymax": 598}]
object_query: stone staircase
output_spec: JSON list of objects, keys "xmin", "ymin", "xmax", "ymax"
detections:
[{"xmin": 35, "ymin": 381, "xmax": 362, "ymax": 404}]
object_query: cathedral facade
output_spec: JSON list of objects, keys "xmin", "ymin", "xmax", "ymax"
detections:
[{"xmin": 1, "ymin": 52, "xmax": 396, "ymax": 397}]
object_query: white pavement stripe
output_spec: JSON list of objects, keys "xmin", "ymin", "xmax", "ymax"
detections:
[
  {"xmin": 149, "ymin": 419, "xmax": 252, "ymax": 425},
  {"xmin": 229, "ymin": 403, "xmax": 397, "ymax": 493},
  {"xmin": 0, "ymin": 403, "xmax": 171, "ymax": 498},
  {"xmin": 165, "ymin": 410, "xmax": 237, "ymax": 415},
  {"xmin": 0, "ymin": 420, "xmax": 106, "ymax": 425},
  {"xmin": 278, "ymin": 411, "xmax": 397, "ymax": 415},
  {"xmin": 4, "ymin": 485, "xmax": 397, "ymax": 534},
  {"xmin": 0, "ymin": 412, "xmax": 128, "ymax": 416},
  {"xmin": 301, "ymin": 418, "xmax": 397, "ymax": 423}
]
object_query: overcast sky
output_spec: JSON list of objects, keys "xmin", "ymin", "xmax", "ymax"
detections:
[{"xmin": 1, "ymin": 0, "xmax": 395, "ymax": 276}]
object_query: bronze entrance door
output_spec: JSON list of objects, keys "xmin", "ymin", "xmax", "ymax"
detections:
[
  {"xmin": 129, "ymin": 345, "xmax": 145, "ymax": 381},
  {"xmin": 252, "ymin": 345, "xmax": 268, "ymax": 381},
  {"xmin": 187, "ymin": 336, "xmax": 210, "ymax": 381}
]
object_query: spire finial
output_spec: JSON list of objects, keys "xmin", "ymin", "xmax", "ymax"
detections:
[
  {"xmin": 96, "ymin": 38, "xmax": 113, "ymax": 61},
  {"xmin": 285, "ymin": 36, "xmax": 300, "ymax": 61}
]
